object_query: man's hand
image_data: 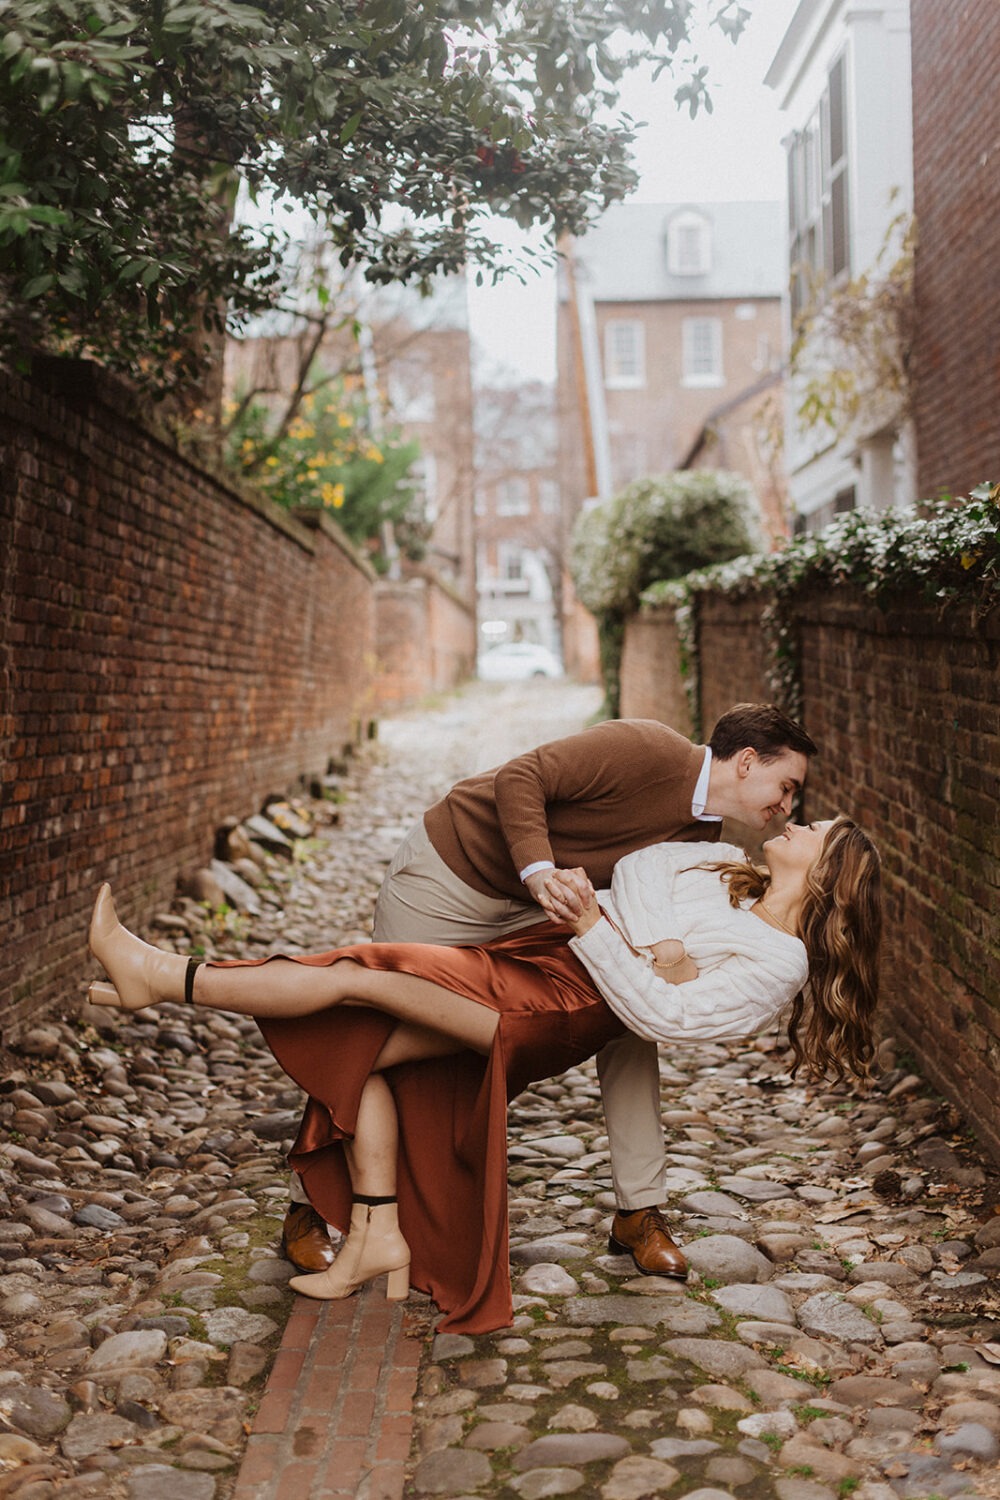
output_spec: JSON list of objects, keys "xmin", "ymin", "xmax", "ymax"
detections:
[
  {"xmin": 523, "ymin": 868, "xmax": 561, "ymax": 913},
  {"xmin": 540, "ymin": 868, "xmax": 600, "ymax": 935}
]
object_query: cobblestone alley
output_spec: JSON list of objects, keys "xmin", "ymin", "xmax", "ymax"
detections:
[{"xmin": 3, "ymin": 682, "xmax": 1000, "ymax": 1500}]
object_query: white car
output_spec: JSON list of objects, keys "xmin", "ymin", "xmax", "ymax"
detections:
[{"xmin": 477, "ymin": 642, "xmax": 564, "ymax": 681}]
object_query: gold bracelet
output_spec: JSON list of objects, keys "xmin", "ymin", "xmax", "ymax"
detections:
[{"xmin": 653, "ymin": 949, "xmax": 687, "ymax": 971}]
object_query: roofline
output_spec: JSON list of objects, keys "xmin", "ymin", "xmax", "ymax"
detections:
[
  {"xmin": 764, "ymin": 0, "xmax": 818, "ymax": 92},
  {"xmin": 678, "ymin": 369, "xmax": 785, "ymax": 469}
]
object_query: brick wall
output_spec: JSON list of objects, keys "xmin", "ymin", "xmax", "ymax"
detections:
[
  {"xmin": 0, "ymin": 360, "xmax": 377, "ymax": 1038},
  {"xmin": 910, "ymin": 0, "xmax": 1000, "ymax": 497},
  {"xmin": 373, "ymin": 575, "xmax": 475, "ymax": 711},
  {"xmin": 619, "ymin": 607, "xmax": 694, "ymax": 736},
  {"xmin": 621, "ymin": 589, "xmax": 1000, "ymax": 1158}
]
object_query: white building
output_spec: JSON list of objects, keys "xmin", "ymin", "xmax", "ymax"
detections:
[{"xmin": 766, "ymin": 0, "xmax": 915, "ymax": 530}]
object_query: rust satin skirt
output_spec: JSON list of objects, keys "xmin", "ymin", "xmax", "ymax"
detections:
[{"xmin": 222, "ymin": 921, "xmax": 625, "ymax": 1333}]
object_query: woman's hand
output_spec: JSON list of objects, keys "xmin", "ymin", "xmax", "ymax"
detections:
[{"xmin": 544, "ymin": 868, "xmax": 601, "ymax": 935}]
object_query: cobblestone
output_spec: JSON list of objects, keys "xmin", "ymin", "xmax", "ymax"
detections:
[{"xmin": 4, "ymin": 682, "xmax": 1000, "ymax": 1498}]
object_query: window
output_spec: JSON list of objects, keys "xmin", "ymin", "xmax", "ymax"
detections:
[
  {"xmin": 787, "ymin": 51, "xmax": 850, "ymax": 318},
  {"xmin": 604, "ymin": 320, "xmax": 645, "ymax": 388},
  {"xmin": 388, "ymin": 356, "xmax": 435, "ymax": 422},
  {"xmin": 682, "ymin": 318, "xmax": 723, "ymax": 385},
  {"xmin": 667, "ymin": 211, "xmax": 712, "ymax": 276},
  {"xmin": 415, "ymin": 452, "xmax": 437, "ymax": 521},
  {"xmin": 753, "ymin": 333, "xmax": 773, "ymax": 372},
  {"xmin": 538, "ymin": 479, "xmax": 561, "ymax": 515},
  {"xmin": 496, "ymin": 477, "xmax": 530, "ymax": 516},
  {"xmin": 498, "ymin": 544, "xmax": 529, "ymax": 588}
]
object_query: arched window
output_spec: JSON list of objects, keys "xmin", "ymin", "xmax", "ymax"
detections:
[{"xmin": 667, "ymin": 211, "xmax": 712, "ymax": 276}]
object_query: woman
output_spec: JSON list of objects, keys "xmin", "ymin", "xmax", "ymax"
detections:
[{"xmin": 87, "ymin": 818, "xmax": 880, "ymax": 1333}]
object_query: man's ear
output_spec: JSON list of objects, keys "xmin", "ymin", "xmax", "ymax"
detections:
[{"xmin": 737, "ymin": 748, "xmax": 756, "ymax": 778}]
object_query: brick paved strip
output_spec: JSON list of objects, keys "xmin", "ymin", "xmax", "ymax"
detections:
[{"xmin": 233, "ymin": 1287, "xmax": 422, "ymax": 1500}]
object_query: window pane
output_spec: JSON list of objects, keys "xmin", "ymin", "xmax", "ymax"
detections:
[
  {"xmin": 604, "ymin": 320, "xmax": 645, "ymax": 385},
  {"xmin": 830, "ymin": 170, "xmax": 849, "ymax": 276},
  {"xmin": 539, "ymin": 480, "xmax": 560, "ymax": 514},
  {"xmin": 828, "ymin": 54, "xmax": 846, "ymax": 166},
  {"xmin": 497, "ymin": 478, "xmax": 530, "ymax": 515},
  {"xmin": 683, "ymin": 318, "xmax": 722, "ymax": 379},
  {"xmin": 787, "ymin": 140, "xmax": 798, "ymax": 231}
]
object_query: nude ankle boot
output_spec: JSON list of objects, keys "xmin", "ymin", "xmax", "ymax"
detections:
[
  {"xmin": 288, "ymin": 1195, "xmax": 410, "ymax": 1303},
  {"xmin": 88, "ymin": 884, "xmax": 193, "ymax": 1010}
]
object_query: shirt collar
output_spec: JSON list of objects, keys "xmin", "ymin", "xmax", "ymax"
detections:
[{"xmin": 692, "ymin": 746, "xmax": 723, "ymax": 822}]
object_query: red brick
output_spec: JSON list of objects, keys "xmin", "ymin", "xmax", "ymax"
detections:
[
  {"xmin": 266, "ymin": 1347, "xmax": 307, "ymax": 1390},
  {"xmin": 275, "ymin": 1463, "xmax": 323, "ymax": 1500},
  {"xmin": 252, "ymin": 1388, "xmax": 296, "ymax": 1435},
  {"xmin": 359, "ymin": 1463, "xmax": 407, "ymax": 1500},
  {"xmin": 231, "ymin": 1436, "xmax": 281, "ymax": 1491},
  {"xmin": 319, "ymin": 1438, "xmax": 367, "ymax": 1487},
  {"xmin": 1, "ymin": 360, "xmax": 378, "ymax": 1038},
  {"xmin": 336, "ymin": 1390, "xmax": 377, "ymax": 1437},
  {"xmin": 620, "ymin": 584, "xmax": 1000, "ymax": 1156},
  {"xmin": 911, "ymin": 0, "xmax": 1000, "ymax": 497}
]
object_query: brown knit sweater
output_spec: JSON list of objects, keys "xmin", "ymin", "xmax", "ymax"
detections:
[{"xmin": 422, "ymin": 719, "xmax": 719, "ymax": 901}]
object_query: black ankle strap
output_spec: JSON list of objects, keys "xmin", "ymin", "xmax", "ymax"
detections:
[
  {"xmin": 185, "ymin": 956, "xmax": 203, "ymax": 1006},
  {"xmin": 354, "ymin": 1193, "xmax": 396, "ymax": 1206}
]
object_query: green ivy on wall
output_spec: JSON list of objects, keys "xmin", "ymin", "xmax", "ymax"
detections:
[{"xmin": 640, "ymin": 483, "xmax": 1000, "ymax": 738}]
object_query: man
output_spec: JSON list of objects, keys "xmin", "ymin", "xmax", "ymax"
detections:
[{"xmin": 282, "ymin": 702, "xmax": 816, "ymax": 1277}]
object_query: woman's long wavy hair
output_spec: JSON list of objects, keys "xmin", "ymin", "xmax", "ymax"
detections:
[{"xmin": 711, "ymin": 817, "xmax": 882, "ymax": 1082}]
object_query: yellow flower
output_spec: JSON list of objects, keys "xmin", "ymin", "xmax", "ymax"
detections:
[
  {"xmin": 321, "ymin": 481, "xmax": 346, "ymax": 509},
  {"xmin": 337, "ymin": 411, "xmax": 353, "ymax": 428},
  {"xmin": 364, "ymin": 444, "xmax": 384, "ymax": 464},
  {"xmin": 265, "ymin": 455, "xmax": 280, "ymax": 468}
]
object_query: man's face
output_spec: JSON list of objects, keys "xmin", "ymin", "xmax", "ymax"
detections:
[{"xmin": 733, "ymin": 747, "xmax": 808, "ymax": 830}]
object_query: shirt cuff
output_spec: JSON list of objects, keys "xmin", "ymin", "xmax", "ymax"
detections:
[{"xmin": 520, "ymin": 860, "xmax": 556, "ymax": 883}]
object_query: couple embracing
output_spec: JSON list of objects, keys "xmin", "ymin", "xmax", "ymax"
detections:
[{"xmin": 88, "ymin": 703, "xmax": 881, "ymax": 1333}]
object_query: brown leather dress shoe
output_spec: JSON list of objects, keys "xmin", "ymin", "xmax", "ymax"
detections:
[
  {"xmin": 608, "ymin": 1206, "xmax": 687, "ymax": 1279},
  {"xmin": 280, "ymin": 1203, "xmax": 336, "ymax": 1272}
]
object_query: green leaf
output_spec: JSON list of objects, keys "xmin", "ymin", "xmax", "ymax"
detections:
[{"xmin": 340, "ymin": 110, "xmax": 363, "ymax": 144}]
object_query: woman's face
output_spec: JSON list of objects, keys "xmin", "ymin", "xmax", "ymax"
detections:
[{"xmin": 763, "ymin": 819, "xmax": 836, "ymax": 880}]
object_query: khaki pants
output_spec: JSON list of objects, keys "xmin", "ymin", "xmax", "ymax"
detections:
[{"xmin": 290, "ymin": 820, "xmax": 666, "ymax": 1209}]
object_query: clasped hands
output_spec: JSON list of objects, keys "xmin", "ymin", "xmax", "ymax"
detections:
[{"xmin": 524, "ymin": 866, "xmax": 698, "ymax": 983}]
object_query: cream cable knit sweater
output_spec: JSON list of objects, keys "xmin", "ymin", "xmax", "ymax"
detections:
[{"xmin": 569, "ymin": 841, "xmax": 809, "ymax": 1044}]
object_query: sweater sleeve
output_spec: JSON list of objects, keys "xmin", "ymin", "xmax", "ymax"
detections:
[
  {"xmin": 568, "ymin": 913, "xmax": 808, "ymax": 1044},
  {"xmin": 492, "ymin": 721, "xmax": 684, "ymax": 876}
]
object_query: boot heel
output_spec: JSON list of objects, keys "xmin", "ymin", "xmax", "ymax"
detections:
[
  {"xmin": 88, "ymin": 981, "xmax": 123, "ymax": 1009},
  {"xmin": 385, "ymin": 1264, "xmax": 410, "ymax": 1301}
]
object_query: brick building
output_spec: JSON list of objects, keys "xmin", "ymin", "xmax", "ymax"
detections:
[
  {"xmin": 680, "ymin": 371, "xmax": 789, "ymax": 546},
  {"xmin": 766, "ymin": 0, "xmax": 915, "ymax": 529},
  {"xmin": 473, "ymin": 382, "xmax": 563, "ymax": 659},
  {"xmin": 909, "ymin": 0, "xmax": 1000, "ymax": 497},
  {"xmin": 226, "ymin": 276, "xmax": 476, "ymax": 601},
  {"xmin": 556, "ymin": 201, "xmax": 785, "ymax": 508}
]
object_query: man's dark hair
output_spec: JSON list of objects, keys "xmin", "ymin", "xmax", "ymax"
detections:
[{"xmin": 708, "ymin": 703, "xmax": 818, "ymax": 763}]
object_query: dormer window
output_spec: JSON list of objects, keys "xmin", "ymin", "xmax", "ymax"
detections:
[{"xmin": 667, "ymin": 211, "xmax": 712, "ymax": 275}]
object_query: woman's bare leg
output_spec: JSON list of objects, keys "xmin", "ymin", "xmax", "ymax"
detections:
[
  {"xmin": 193, "ymin": 958, "xmax": 499, "ymax": 1053},
  {"xmin": 345, "ymin": 1074, "xmax": 398, "ymax": 1195},
  {"xmin": 289, "ymin": 1025, "xmax": 458, "ymax": 1304},
  {"xmin": 89, "ymin": 887, "xmax": 497, "ymax": 1053}
]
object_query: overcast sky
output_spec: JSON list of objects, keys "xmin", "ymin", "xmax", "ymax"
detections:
[{"xmin": 467, "ymin": 0, "xmax": 801, "ymax": 383}]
